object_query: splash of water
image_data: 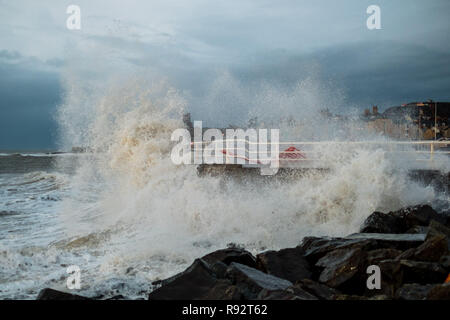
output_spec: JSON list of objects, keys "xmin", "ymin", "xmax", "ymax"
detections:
[{"xmin": 54, "ymin": 74, "xmax": 442, "ymax": 282}]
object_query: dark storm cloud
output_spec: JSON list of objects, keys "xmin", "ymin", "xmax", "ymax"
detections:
[
  {"xmin": 231, "ymin": 40, "xmax": 450, "ymax": 111},
  {"xmin": 0, "ymin": 60, "xmax": 61, "ymax": 151}
]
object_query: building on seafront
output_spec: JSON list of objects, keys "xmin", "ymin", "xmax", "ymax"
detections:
[{"xmin": 362, "ymin": 101, "xmax": 450, "ymax": 141}]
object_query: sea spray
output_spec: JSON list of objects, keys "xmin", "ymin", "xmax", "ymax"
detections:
[{"xmin": 48, "ymin": 75, "xmax": 443, "ymax": 298}]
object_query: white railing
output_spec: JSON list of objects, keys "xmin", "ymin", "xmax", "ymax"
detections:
[{"xmin": 191, "ymin": 140, "xmax": 450, "ymax": 166}]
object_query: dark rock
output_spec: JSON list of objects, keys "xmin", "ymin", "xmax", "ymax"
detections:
[
  {"xmin": 37, "ymin": 288, "xmax": 90, "ymax": 300},
  {"xmin": 226, "ymin": 262, "xmax": 292, "ymax": 299},
  {"xmin": 360, "ymin": 211, "xmax": 404, "ymax": 234},
  {"xmin": 361, "ymin": 205, "xmax": 444, "ymax": 234},
  {"xmin": 257, "ymin": 286, "xmax": 318, "ymax": 300},
  {"xmin": 346, "ymin": 233, "xmax": 425, "ymax": 249},
  {"xmin": 256, "ymin": 289, "xmax": 298, "ymax": 300},
  {"xmin": 256, "ymin": 247, "xmax": 311, "ymax": 283},
  {"xmin": 426, "ymin": 283, "xmax": 450, "ymax": 300},
  {"xmin": 201, "ymin": 248, "xmax": 257, "ymax": 269},
  {"xmin": 395, "ymin": 283, "xmax": 434, "ymax": 300},
  {"xmin": 209, "ymin": 261, "xmax": 229, "ymax": 279},
  {"xmin": 300, "ymin": 237, "xmax": 376, "ymax": 263},
  {"xmin": 333, "ymin": 294, "xmax": 366, "ymax": 300},
  {"xmin": 105, "ymin": 295, "xmax": 126, "ymax": 300},
  {"xmin": 413, "ymin": 235, "xmax": 448, "ymax": 262},
  {"xmin": 427, "ymin": 220, "xmax": 450, "ymax": 239},
  {"xmin": 406, "ymin": 226, "xmax": 429, "ymax": 234},
  {"xmin": 401, "ymin": 205, "xmax": 444, "ymax": 229},
  {"xmin": 315, "ymin": 247, "xmax": 365, "ymax": 288},
  {"xmin": 368, "ymin": 295, "xmax": 390, "ymax": 300},
  {"xmin": 201, "ymin": 280, "xmax": 242, "ymax": 300},
  {"xmin": 440, "ymin": 255, "xmax": 450, "ymax": 269},
  {"xmin": 148, "ymin": 259, "xmax": 218, "ymax": 300},
  {"xmin": 395, "ymin": 248, "xmax": 416, "ymax": 261},
  {"xmin": 296, "ymin": 279, "xmax": 340, "ymax": 300},
  {"xmin": 400, "ymin": 260, "xmax": 448, "ymax": 284},
  {"xmin": 366, "ymin": 248, "xmax": 402, "ymax": 265},
  {"xmin": 376, "ymin": 259, "xmax": 404, "ymax": 297}
]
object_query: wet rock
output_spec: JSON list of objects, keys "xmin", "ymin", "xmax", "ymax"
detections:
[
  {"xmin": 406, "ymin": 226, "xmax": 429, "ymax": 234},
  {"xmin": 440, "ymin": 255, "xmax": 450, "ymax": 269},
  {"xmin": 148, "ymin": 259, "xmax": 218, "ymax": 300},
  {"xmin": 360, "ymin": 211, "xmax": 404, "ymax": 234},
  {"xmin": 105, "ymin": 295, "xmax": 127, "ymax": 300},
  {"xmin": 376, "ymin": 259, "xmax": 404, "ymax": 297},
  {"xmin": 300, "ymin": 237, "xmax": 375, "ymax": 263},
  {"xmin": 37, "ymin": 288, "xmax": 90, "ymax": 300},
  {"xmin": 395, "ymin": 283, "xmax": 434, "ymax": 300},
  {"xmin": 201, "ymin": 280, "xmax": 242, "ymax": 300},
  {"xmin": 427, "ymin": 220, "xmax": 450, "ymax": 239},
  {"xmin": 361, "ymin": 205, "xmax": 444, "ymax": 234},
  {"xmin": 201, "ymin": 248, "xmax": 257, "ymax": 269},
  {"xmin": 333, "ymin": 294, "xmax": 366, "ymax": 300},
  {"xmin": 209, "ymin": 261, "xmax": 229, "ymax": 279},
  {"xmin": 345, "ymin": 233, "xmax": 425, "ymax": 251},
  {"xmin": 413, "ymin": 235, "xmax": 448, "ymax": 262},
  {"xmin": 257, "ymin": 285, "xmax": 317, "ymax": 300},
  {"xmin": 368, "ymin": 295, "xmax": 390, "ymax": 300},
  {"xmin": 256, "ymin": 289, "xmax": 297, "ymax": 300},
  {"xmin": 426, "ymin": 283, "xmax": 450, "ymax": 300},
  {"xmin": 400, "ymin": 205, "xmax": 445, "ymax": 229},
  {"xmin": 315, "ymin": 247, "xmax": 365, "ymax": 288},
  {"xmin": 366, "ymin": 248, "xmax": 402, "ymax": 265},
  {"xmin": 256, "ymin": 247, "xmax": 311, "ymax": 283},
  {"xmin": 400, "ymin": 260, "xmax": 448, "ymax": 284},
  {"xmin": 395, "ymin": 248, "xmax": 416, "ymax": 261},
  {"xmin": 226, "ymin": 262, "xmax": 293, "ymax": 299},
  {"xmin": 295, "ymin": 279, "xmax": 340, "ymax": 300}
]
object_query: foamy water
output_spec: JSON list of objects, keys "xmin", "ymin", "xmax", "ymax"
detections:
[{"xmin": 0, "ymin": 78, "xmax": 448, "ymax": 299}]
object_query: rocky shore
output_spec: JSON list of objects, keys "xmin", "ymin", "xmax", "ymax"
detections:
[{"xmin": 37, "ymin": 205, "xmax": 450, "ymax": 300}]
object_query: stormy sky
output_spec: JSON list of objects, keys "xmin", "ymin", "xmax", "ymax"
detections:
[{"xmin": 0, "ymin": 0, "xmax": 449, "ymax": 150}]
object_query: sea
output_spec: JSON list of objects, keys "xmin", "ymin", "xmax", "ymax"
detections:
[{"xmin": 1, "ymin": 80, "xmax": 449, "ymax": 299}]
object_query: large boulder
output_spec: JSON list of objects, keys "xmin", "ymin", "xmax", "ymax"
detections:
[
  {"xmin": 256, "ymin": 247, "xmax": 312, "ymax": 283},
  {"xmin": 360, "ymin": 211, "xmax": 404, "ymax": 234},
  {"xmin": 148, "ymin": 259, "xmax": 230, "ymax": 300},
  {"xmin": 413, "ymin": 235, "xmax": 448, "ymax": 262},
  {"xmin": 400, "ymin": 260, "xmax": 448, "ymax": 284},
  {"xmin": 345, "ymin": 233, "xmax": 425, "ymax": 251},
  {"xmin": 395, "ymin": 283, "xmax": 434, "ymax": 300},
  {"xmin": 315, "ymin": 247, "xmax": 365, "ymax": 289},
  {"xmin": 200, "ymin": 280, "xmax": 242, "ymax": 300},
  {"xmin": 257, "ymin": 285, "xmax": 318, "ymax": 300},
  {"xmin": 426, "ymin": 283, "xmax": 450, "ymax": 300},
  {"xmin": 226, "ymin": 262, "xmax": 293, "ymax": 299},
  {"xmin": 366, "ymin": 248, "xmax": 402, "ymax": 265},
  {"xmin": 400, "ymin": 205, "xmax": 445, "ymax": 230},
  {"xmin": 376, "ymin": 259, "xmax": 404, "ymax": 297},
  {"xmin": 361, "ymin": 205, "xmax": 444, "ymax": 234},
  {"xmin": 37, "ymin": 288, "xmax": 90, "ymax": 300},
  {"xmin": 295, "ymin": 279, "xmax": 340, "ymax": 300},
  {"xmin": 427, "ymin": 220, "xmax": 450, "ymax": 239},
  {"xmin": 440, "ymin": 255, "xmax": 450, "ymax": 270},
  {"xmin": 300, "ymin": 237, "xmax": 376, "ymax": 263},
  {"xmin": 201, "ymin": 247, "xmax": 257, "ymax": 269}
]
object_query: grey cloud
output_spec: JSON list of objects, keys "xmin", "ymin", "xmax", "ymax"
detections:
[
  {"xmin": 0, "ymin": 50, "xmax": 22, "ymax": 60},
  {"xmin": 0, "ymin": 60, "xmax": 61, "ymax": 150}
]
